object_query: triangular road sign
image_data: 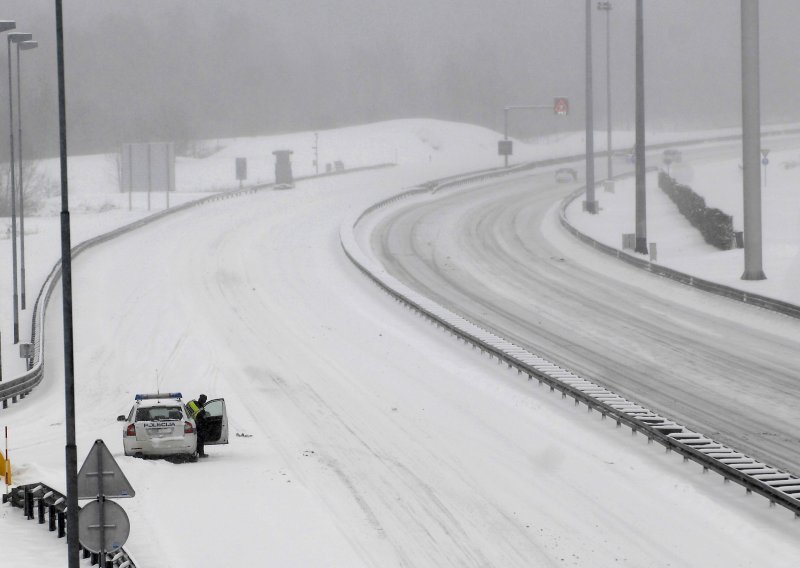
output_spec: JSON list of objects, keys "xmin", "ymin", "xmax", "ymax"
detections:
[{"xmin": 77, "ymin": 439, "xmax": 135, "ymax": 500}]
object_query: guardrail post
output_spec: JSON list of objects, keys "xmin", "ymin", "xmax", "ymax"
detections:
[
  {"xmin": 37, "ymin": 496, "xmax": 45, "ymax": 523},
  {"xmin": 24, "ymin": 486, "xmax": 33, "ymax": 519},
  {"xmin": 48, "ymin": 504, "xmax": 56, "ymax": 531},
  {"xmin": 57, "ymin": 511, "xmax": 65, "ymax": 537}
]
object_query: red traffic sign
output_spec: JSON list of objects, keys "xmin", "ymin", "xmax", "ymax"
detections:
[
  {"xmin": 77, "ymin": 440, "xmax": 135, "ymax": 500},
  {"xmin": 554, "ymin": 97, "xmax": 569, "ymax": 116}
]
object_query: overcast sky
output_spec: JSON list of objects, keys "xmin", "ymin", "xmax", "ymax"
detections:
[{"xmin": 4, "ymin": 1, "xmax": 800, "ymax": 157}]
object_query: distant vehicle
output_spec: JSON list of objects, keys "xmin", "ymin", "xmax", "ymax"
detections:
[
  {"xmin": 274, "ymin": 183, "xmax": 294, "ymax": 190},
  {"xmin": 555, "ymin": 167, "xmax": 578, "ymax": 183},
  {"xmin": 614, "ymin": 148, "xmax": 636, "ymax": 163},
  {"xmin": 662, "ymin": 148, "xmax": 682, "ymax": 163},
  {"xmin": 117, "ymin": 392, "xmax": 228, "ymax": 461}
]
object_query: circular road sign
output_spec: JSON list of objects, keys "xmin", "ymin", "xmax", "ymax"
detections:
[
  {"xmin": 78, "ymin": 499, "xmax": 131, "ymax": 553},
  {"xmin": 762, "ymin": 157, "xmax": 769, "ymax": 166}
]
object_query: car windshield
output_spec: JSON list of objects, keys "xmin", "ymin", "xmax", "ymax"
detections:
[{"xmin": 136, "ymin": 406, "xmax": 183, "ymax": 422}]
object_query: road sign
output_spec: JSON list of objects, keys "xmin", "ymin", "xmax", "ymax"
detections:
[
  {"xmin": 762, "ymin": 157, "xmax": 769, "ymax": 166},
  {"xmin": 78, "ymin": 499, "xmax": 130, "ymax": 553},
  {"xmin": 498, "ymin": 140, "xmax": 513, "ymax": 156},
  {"xmin": 235, "ymin": 157, "xmax": 247, "ymax": 181},
  {"xmin": 554, "ymin": 97, "xmax": 569, "ymax": 116},
  {"xmin": 77, "ymin": 440, "xmax": 135, "ymax": 500},
  {"xmin": 760, "ymin": 148, "xmax": 770, "ymax": 159}
]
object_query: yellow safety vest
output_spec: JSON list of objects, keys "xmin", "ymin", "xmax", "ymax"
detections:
[{"xmin": 187, "ymin": 401, "xmax": 201, "ymax": 418}]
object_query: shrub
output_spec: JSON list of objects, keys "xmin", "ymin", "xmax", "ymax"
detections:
[
  {"xmin": 658, "ymin": 171, "xmax": 734, "ymax": 250},
  {"xmin": 0, "ymin": 161, "xmax": 53, "ymax": 217}
]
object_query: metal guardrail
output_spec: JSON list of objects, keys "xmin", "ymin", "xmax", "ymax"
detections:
[
  {"xmin": 558, "ymin": 186, "xmax": 800, "ymax": 319},
  {"xmin": 2, "ymin": 482, "xmax": 137, "ymax": 567},
  {"xmin": 341, "ymin": 142, "xmax": 800, "ymax": 519}
]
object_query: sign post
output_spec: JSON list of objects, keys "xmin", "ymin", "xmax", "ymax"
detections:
[
  {"xmin": 500, "ymin": 98, "xmax": 569, "ymax": 167},
  {"xmin": 235, "ymin": 157, "xmax": 247, "ymax": 189},
  {"xmin": 77, "ymin": 440, "xmax": 134, "ymax": 564},
  {"xmin": 761, "ymin": 149, "xmax": 770, "ymax": 187},
  {"xmin": 553, "ymin": 97, "xmax": 570, "ymax": 116}
]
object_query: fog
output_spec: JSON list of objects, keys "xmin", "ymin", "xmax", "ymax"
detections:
[{"xmin": 4, "ymin": 1, "xmax": 800, "ymax": 158}]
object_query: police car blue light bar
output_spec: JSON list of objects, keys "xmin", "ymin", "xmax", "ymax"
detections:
[{"xmin": 134, "ymin": 392, "xmax": 183, "ymax": 401}]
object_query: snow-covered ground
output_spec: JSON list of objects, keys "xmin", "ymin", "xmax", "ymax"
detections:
[
  {"xmin": 2, "ymin": 119, "xmax": 800, "ymax": 567},
  {"xmin": 566, "ymin": 135, "xmax": 800, "ymax": 305}
]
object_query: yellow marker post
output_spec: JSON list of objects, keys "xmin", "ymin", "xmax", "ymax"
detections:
[{"xmin": 3, "ymin": 426, "xmax": 9, "ymax": 488}]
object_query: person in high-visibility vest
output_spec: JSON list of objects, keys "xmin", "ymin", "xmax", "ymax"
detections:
[{"xmin": 187, "ymin": 394, "xmax": 208, "ymax": 458}]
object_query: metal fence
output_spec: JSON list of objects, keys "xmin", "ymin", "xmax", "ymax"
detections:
[{"xmin": 3, "ymin": 482, "xmax": 137, "ymax": 567}]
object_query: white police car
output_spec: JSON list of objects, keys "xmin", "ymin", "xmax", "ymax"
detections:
[{"xmin": 117, "ymin": 393, "xmax": 228, "ymax": 461}]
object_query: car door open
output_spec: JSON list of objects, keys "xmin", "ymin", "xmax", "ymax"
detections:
[{"xmin": 202, "ymin": 398, "xmax": 229, "ymax": 445}]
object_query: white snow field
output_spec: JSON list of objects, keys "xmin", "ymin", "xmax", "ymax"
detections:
[{"xmin": 2, "ymin": 120, "xmax": 800, "ymax": 567}]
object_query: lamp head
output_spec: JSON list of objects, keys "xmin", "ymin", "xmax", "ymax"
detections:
[
  {"xmin": 0, "ymin": 21, "xmax": 16, "ymax": 33},
  {"xmin": 8, "ymin": 32, "xmax": 33, "ymax": 44}
]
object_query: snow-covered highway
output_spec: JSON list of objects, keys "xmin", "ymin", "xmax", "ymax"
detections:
[
  {"xmin": 371, "ymin": 160, "xmax": 800, "ymax": 477},
  {"xmin": 3, "ymin": 122, "xmax": 800, "ymax": 566}
]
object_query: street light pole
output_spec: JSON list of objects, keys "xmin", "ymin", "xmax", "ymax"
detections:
[
  {"xmin": 584, "ymin": 0, "xmax": 597, "ymax": 213},
  {"xmin": 6, "ymin": 32, "xmax": 32, "ymax": 344},
  {"xmin": 634, "ymin": 0, "xmax": 648, "ymax": 255},
  {"xmin": 17, "ymin": 40, "xmax": 37, "ymax": 311},
  {"xmin": 0, "ymin": 21, "xmax": 16, "ymax": 410},
  {"xmin": 597, "ymin": 1, "xmax": 613, "ymax": 183},
  {"xmin": 53, "ymin": 0, "xmax": 80, "ymax": 564},
  {"xmin": 741, "ymin": 0, "xmax": 766, "ymax": 280}
]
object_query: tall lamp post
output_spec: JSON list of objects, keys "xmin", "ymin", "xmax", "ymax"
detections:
[
  {"xmin": 6, "ymin": 31, "xmax": 32, "ymax": 344},
  {"xmin": 0, "ymin": 20, "xmax": 17, "ymax": 409},
  {"xmin": 17, "ymin": 39, "xmax": 37, "ymax": 310},
  {"xmin": 53, "ymin": 0, "xmax": 81, "ymax": 563},
  {"xmin": 741, "ymin": 0, "xmax": 766, "ymax": 280},
  {"xmin": 597, "ymin": 1, "xmax": 613, "ymax": 184},
  {"xmin": 584, "ymin": 0, "xmax": 597, "ymax": 213},
  {"xmin": 634, "ymin": 0, "xmax": 648, "ymax": 254}
]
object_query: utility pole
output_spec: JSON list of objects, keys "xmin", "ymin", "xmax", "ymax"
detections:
[
  {"xmin": 741, "ymin": 0, "xmax": 766, "ymax": 280},
  {"xmin": 634, "ymin": 0, "xmax": 648, "ymax": 254}
]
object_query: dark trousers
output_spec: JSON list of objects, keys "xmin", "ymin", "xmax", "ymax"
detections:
[{"xmin": 196, "ymin": 433, "xmax": 206, "ymax": 456}]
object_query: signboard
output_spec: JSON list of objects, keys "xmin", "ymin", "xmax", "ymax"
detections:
[
  {"xmin": 761, "ymin": 157, "xmax": 769, "ymax": 166},
  {"xmin": 78, "ymin": 499, "xmax": 130, "ymax": 553},
  {"xmin": 498, "ymin": 140, "xmax": 513, "ymax": 156},
  {"xmin": 77, "ymin": 440, "xmax": 135, "ymax": 500},
  {"xmin": 760, "ymin": 149, "xmax": 770, "ymax": 159},
  {"xmin": 235, "ymin": 157, "xmax": 247, "ymax": 181},
  {"xmin": 120, "ymin": 142, "xmax": 175, "ymax": 193},
  {"xmin": 554, "ymin": 97, "xmax": 569, "ymax": 116}
]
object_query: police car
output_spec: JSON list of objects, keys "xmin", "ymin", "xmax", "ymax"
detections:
[{"xmin": 117, "ymin": 393, "xmax": 229, "ymax": 460}]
